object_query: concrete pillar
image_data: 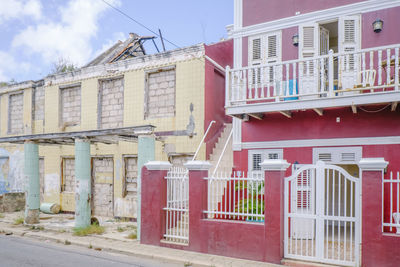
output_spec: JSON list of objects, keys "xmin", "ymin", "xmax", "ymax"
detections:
[
  {"xmin": 74, "ymin": 139, "xmax": 91, "ymax": 228},
  {"xmin": 24, "ymin": 141, "xmax": 40, "ymax": 224},
  {"xmin": 140, "ymin": 161, "xmax": 171, "ymax": 245},
  {"xmin": 184, "ymin": 160, "xmax": 212, "ymax": 252},
  {"xmin": 260, "ymin": 159, "xmax": 290, "ymax": 264},
  {"xmin": 137, "ymin": 135, "xmax": 155, "ymax": 240},
  {"xmin": 358, "ymin": 158, "xmax": 388, "ymax": 267}
]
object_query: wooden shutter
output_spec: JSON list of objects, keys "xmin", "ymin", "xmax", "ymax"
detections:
[{"xmin": 299, "ymin": 24, "xmax": 318, "ymax": 95}]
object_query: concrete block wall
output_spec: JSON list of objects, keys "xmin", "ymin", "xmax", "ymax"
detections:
[
  {"xmin": 99, "ymin": 77, "xmax": 124, "ymax": 129},
  {"xmin": 33, "ymin": 86, "xmax": 45, "ymax": 121},
  {"xmin": 8, "ymin": 93, "xmax": 24, "ymax": 134},
  {"xmin": 124, "ymin": 156, "xmax": 137, "ymax": 193},
  {"xmin": 60, "ymin": 85, "xmax": 81, "ymax": 126},
  {"xmin": 62, "ymin": 158, "xmax": 75, "ymax": 192},
  {"xmin": 92, "ymin": 157, "xmax": 113, "ymax": 217},
  {"xmin": 145, "ymin": 68, "xmax": 176, "ymax": 119},
  {"xmin": 0, "ymin": 192, "xmax": 25, "ymax": 212}
]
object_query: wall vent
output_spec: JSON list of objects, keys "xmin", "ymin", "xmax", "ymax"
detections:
[
  {"xmin": 341, "ymin": 152, "xmax": 356, "ymax": 162},
  {"xmin": 318, "ymin": 153, "xmax": 332, "ymax": 162}
]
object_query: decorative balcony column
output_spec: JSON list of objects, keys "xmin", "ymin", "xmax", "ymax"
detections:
[
  {"xmin": 137, "ymin": 135, "xmax": 155, "ymax": 240},
  {"xmin": 24, "ymin": 141, "xmax": 40, "ymax": 224},
  {"xmin": 260, "ymin": 159, "xmax": 291, "ymax": 264},
  {"xmin": 357, "ymin": 158, "xmax": 388, "ymax": 267},
  {"xmin": 74, "ymin": 139, "xmax": 91, "ymax": 228}
]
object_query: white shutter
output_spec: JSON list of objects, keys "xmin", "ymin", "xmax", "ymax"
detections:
[
  {"xmin": 339, "ymin": 15, "xmax": 360, "ymax": 90},
  {"xmin": 252, "ymin": 38, "xmax": 261, "ymax": 62},
  {"xmin": 252, "ymin": 153, "xmax": 262, "ymax": 171},
  {"xmin": 249, "ymin": 37, "xmax": 262, "ymax": 85},
  {"xmin": 299, "ymin": 24, "xmax": 319, "ymax": 96}
]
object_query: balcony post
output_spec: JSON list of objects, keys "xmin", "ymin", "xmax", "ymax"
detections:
[
  {"xmin": 328, "ymin": 49, "xmax": 334, "ymax": 97},
  {"xmin": 225, "ymin": 65, "xmax": 230, "ymax": 106}
]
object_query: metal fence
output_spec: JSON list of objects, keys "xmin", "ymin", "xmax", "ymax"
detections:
[
  {"xmin": 383, "ymin": 171, "xmax": 400, "ymax": 234},
  {"xmin": 204, "ymin": 171, "xmax": 265, "ymax": 222},
  {"xmin": 163, "ymin": 166, "xmax": 189, "ymax": 244}
]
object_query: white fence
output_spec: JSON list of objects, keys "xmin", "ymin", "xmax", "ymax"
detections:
[
  {"xmin": 226, "ymin": 44, "xmax": 400, "ymax": 106},
  {"xmin": 163, "ymin": 167, "xmax": 189, "ymax": 244},
  {"xmin": 382, "ymin": 171, "xmax": 400, "ymax": 234},
  {"xmin": 204, "ymin": 171, "xmax": 265, "ymax": 222}
]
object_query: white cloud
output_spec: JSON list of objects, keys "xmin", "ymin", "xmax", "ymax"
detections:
[
  {"xmin": 0, "ymin": 0, "xmax": 42, "ymax": 23},
  {"xmin": 0, "ymin": 51, "xmax": 31, "ymax": 81},
  {"xmin": 93, "ymin": 32, "xmax": 126, "ymax": 58},
  {"xmin": 12, "ymin": 0, "xmax": 121, "ymax": 66}
]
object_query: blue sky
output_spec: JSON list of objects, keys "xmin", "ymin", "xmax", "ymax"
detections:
[{"xmin": 0, "ymin": 0, "xmax": 233, "ymax": 82}]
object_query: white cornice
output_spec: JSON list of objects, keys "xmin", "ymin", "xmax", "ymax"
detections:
[
  {"xmin": 144, "ymin": 161, "xmax": 172, "ymax": 171},
  {"xmin": 241, "ymin": 136, "xmax": 400, "ymax": 149},
  {"xmin": 232, "ymin": 0, "xmax": 400, "ymax": 38},
  {"xmin": 184, "ymin": 160, "xmax": 212, "ymax": 171},
  {"xmin": 260, "ymin": 159, "xmax": 291, "ymax": 171},
  {"xmin": 358, "ymin": 158, "xmax": 388, "ymax": 170}
]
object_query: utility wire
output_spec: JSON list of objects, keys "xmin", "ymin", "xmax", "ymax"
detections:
[{"xmin": 100, "ymin": 0, "xmax": 181, "ymax": 49}]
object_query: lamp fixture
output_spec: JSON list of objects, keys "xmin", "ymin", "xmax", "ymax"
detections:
[
  {"xmin": 373, "ymin": 19, "xmax": 383, "ymax": 33},
  {"xmin": 292, "ymin": 34, "xmax": 299, "ymax": 46}
]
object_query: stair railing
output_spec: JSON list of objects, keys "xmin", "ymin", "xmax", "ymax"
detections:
[
  {"xmin": 192, "ymin": 120, "xmax": 216, "ymax": 161},
  {"xmin": 212, "ymin": 129, "xmax": 233, "ymax": 177}
]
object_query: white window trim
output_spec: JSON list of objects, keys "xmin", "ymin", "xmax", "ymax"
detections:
[
  {"xmin": 248, "ymin": 31, "xmax": 282, "ymax": 66},
  {"xmin": 313, "ymin": 146, "xmax": 362, "ymax": 164},
  {"xmin": 248, "ymin": 149, "xmax": 283, "ymax": 173}
]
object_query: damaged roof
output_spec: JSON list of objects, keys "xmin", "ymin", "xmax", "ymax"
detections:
[{"xmin": 84, "ymin": 33, "xmax": 156, "ymax": 67}]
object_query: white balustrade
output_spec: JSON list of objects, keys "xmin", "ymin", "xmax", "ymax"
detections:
[{"xmin": 382, "ymin": 171, "xmax": 400, "ymax": 234}]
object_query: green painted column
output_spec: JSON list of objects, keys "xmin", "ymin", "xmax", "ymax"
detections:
[
  {"xmin": 137, "ymin": 135, "xmax": 155, "ymax": 240},
  {"xmin": 24, "ymin": 141, "xmax": 40, "ymax": 224},
  {"xmin": 74, "ymin": 139, "xmax": 91, "ymax": 228}
]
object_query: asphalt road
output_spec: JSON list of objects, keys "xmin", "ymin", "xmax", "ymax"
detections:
[{"xmin": 0, "ymin": 235, "xmax": 182, "ymax": 267}]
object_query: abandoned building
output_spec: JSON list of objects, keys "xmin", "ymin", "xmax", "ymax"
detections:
[{"xmin": 0, "ymin": 34, "xmax": 232, "ymax": 223}]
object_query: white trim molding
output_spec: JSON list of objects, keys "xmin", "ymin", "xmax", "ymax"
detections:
[
  {"xmin": 144, "ymin": 161, "xmax": 172, "ymax": 171},
  {"xmin": 260, "ymin": 159, "xmax": 290, "ymax": 171},
  {"xmin": 234, "ymin": 0, "xmax": 243, "ymax": 30},
  {"xmin": 358, "ymin": 158, "xmax": 388, "ymax": 171},
  {"xmin": 242, "ymin": 136, "xmax": 400, "ymax": 149},
  {"xmin": 232, "ymin": 0, "xmax": 400, "ymax": 39},
  {"xmin": 184, "ymin": 160, "xmax": 212, "ymax": 171}
]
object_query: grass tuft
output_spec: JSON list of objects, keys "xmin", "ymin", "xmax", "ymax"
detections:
[
  {"xmin": 13, "ymin": 217, "xmax": 24, "ymax": 225},
  {"xmin": 0, "ymin": 213, "xmax": 5, "ymax": 218},
  {"xmin": 127, "ymin": 232, "xmax": 137, "ymax": 239},
  {"xmin": 73, "ymin": 224, "xmax": 105, "ymax": 236}
]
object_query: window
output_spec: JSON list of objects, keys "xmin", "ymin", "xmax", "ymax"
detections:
[
  {"xmin": 61, "ymin": 158, "xmax": 75, "ymax": 192},
  {"xmin": 33, "ymin": 85, "xmax": 45, "ymax": 121},
  {"xmin": 59, "ymin": 85, "xmax": 81, "ymax": 127},
  {"xmin": 249, "ymin": 31, "xmax": 282, "ymax": 84},
  {"xmin": 98, "ymin": 77, "xmax": 124, "ymax": 129},
  {"xmin": 248, "ymin": 149, "xmax": 283, "ymax": 174},
  {"xmin": 123, "ymin": 156, "xmax": 138, "ymax": 196},
  {"xmin": 8, "ymin": 92, "xmax": 24, "ymax": 134},
  {"xmin": 144, "ymin": 67, "xmax": 176, "ymax": 119}
]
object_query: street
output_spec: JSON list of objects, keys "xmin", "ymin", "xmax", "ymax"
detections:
[{"xmin": 0, "ymin": 235, "xmax": 182, "ymax": 267}]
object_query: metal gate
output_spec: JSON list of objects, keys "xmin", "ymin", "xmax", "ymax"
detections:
[
  {"xmin": 163, "ymin": 166, "xmax": 189, "ymax": 244},
  {"xmin": 284, "ymin": 161, "xmax": 360, "ymax": 266}
]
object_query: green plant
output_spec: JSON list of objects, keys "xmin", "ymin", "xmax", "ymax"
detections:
[
  {"xmin": 183, "ymin": 262, "xmax": 192, "ymax": 267},
  {"xmin": 0, "ymin": 213, "xmax": 5, "ymax": 218},
  {"xmin": 235, "ymin": 181, "xmax": 265, "ymax": 221},
  {"xmin": 117, "ymin": 226, "xmax": 125, "ymax": 232},
  {"xmin": 127, "ymin": 232, "xmax": 137, "ymax": 239},
  {"xmin": 64, "ymin": 240, "xmax": 71, "ymax": 245},
  {"xmin": 73, "ymin": 224, "xmax": 105, "ymax": 236},
  {"xmin": 13, "ymin": 217, "xmax": 24, "ymax": 225}
]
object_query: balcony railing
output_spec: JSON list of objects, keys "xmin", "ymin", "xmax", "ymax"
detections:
[{"xmin": 226, "ymin": 44, "xmax": 400, "ymax": 116}]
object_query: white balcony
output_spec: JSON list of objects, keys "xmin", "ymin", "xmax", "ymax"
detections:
[{"xmin": 226, "ymin": 44, "xmax": 400, "ymax": 118}]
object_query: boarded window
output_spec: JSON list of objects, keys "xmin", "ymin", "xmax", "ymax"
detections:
[
  {"xmin": 124, "ymin": 157, "xmax": 137, "ymax": 195},
  {"xmin": 8, "ymin": 93, "xmax": 24, "ymax": 134},
  {"xmin": 145, "ymin": 68, "xmax": 175, "ymax": 119},
  {"xmin": 91, "ymin": 157, "xmax": 113, "ymax": 217},
  {"xmin": 98, "ymin": 77, "xmax": 124, "ymax": 129},
  {"xmin": 33, "ymin": 86, "xmax": 45, "ymax": 121},
  {"xmin": 60, "ymin": 85, "xmax": 81, "ymax": 126},
  {"xmin": 62, "ymin": 158, "xmax": 75, "ymax": 192}
]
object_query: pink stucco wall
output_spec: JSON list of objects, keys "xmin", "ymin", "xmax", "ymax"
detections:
[{"xmin": 243, "ymin": 0, "xmax": 366, "ymax": 27}]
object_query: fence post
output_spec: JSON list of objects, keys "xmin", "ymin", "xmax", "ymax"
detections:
[
  {"xmin": 184, "ymin": 160, "xmax": 212, "ymax": 252},
  {"xmin": 357, "ymin": 158, "xmax": 388, "ymax": 267},
  {"xmin": 260, "ymin": 159, "xmax": 290, "ymax": 264},
  {"xmin": 140, "ymin": 161, "xmax": 171, "ymax": 245}
]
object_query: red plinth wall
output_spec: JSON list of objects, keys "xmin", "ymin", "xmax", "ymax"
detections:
[
  {"xmin": 362, "ymin": 170, "xmax": 400, "ymax": 267},
  {"xmin": 140, "ymin": 162, "xmax": 287, "ymax": 263}
]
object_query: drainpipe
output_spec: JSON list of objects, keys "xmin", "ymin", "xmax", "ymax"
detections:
[
  {"xmin": 137, "ymin": 135, "xmax": 155, "ymax": 240},
  {"xmin": 74, "ymin": 139, "xmax": 91, "ymax": 228},
  {"xmin": 24, "ymin": 141, "xmax": 40, "ymax": 224}
]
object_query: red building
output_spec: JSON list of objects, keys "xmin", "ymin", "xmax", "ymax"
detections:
[{"xmin": 141, "ymin": 1, "xmax": 400, "ymax": 266}]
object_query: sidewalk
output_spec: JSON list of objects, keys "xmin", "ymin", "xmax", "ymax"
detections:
[{"xmin": 0, "ymin": 212, "xmax": 280, "ymax": 267}]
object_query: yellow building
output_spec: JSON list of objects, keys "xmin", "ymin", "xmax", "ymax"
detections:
[{"xmin": 0, "ymin": 37, "xmax": 233, "ymax": 219}]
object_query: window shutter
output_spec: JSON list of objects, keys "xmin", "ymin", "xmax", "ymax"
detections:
[
  {"xmin": 303, "ymin": 27, "xmax": 315, "ymax": 50},
  {"xmin": 252, "ymin": 153, "xmax": 262, "ymax": 171},
  {"xmin": 252, "ymin": 38, "xmax": 261, "ymax": 61},
  {"xmin": 339, "ymin": 15, "xmax": 360, "ymax": 80},
  {"xmin": 267, "ymin": 35, "xmax": 277, "ymax": 59}
]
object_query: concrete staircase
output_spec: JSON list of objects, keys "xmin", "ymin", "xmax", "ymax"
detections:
[{"xmin": 209, "ymin": 123, "xmax": 233, "ymax": 176}]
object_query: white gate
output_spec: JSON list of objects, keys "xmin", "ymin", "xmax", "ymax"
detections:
[
  {"xmin": 284, "ymin": 161, "xmax": 360, "ymax": 266},
  {"xmin": 163, "ymin": 167, "xmax": 189, "ymax": 244}
]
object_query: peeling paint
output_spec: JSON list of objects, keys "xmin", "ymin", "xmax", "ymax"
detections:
[
  {"xmin": 114, "ymin": 196, "xmax": 137, "ymax": 218},
  {"xmin": 0, "ymin": 149, "xmax": 25, "ymax": 194},
  {"xmin": 44, "ymin": 173, "xmax": 60, "ymax": 193}
]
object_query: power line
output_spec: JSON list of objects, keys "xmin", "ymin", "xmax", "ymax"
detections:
[{"xmin": 100, "ymin": 0, "xmax": 181, "ymax": 49}]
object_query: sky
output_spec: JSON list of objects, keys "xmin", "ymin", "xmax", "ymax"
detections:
[{"xmin": 0, "ymin": 0, "xmax": 233, "ymax": 82}]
